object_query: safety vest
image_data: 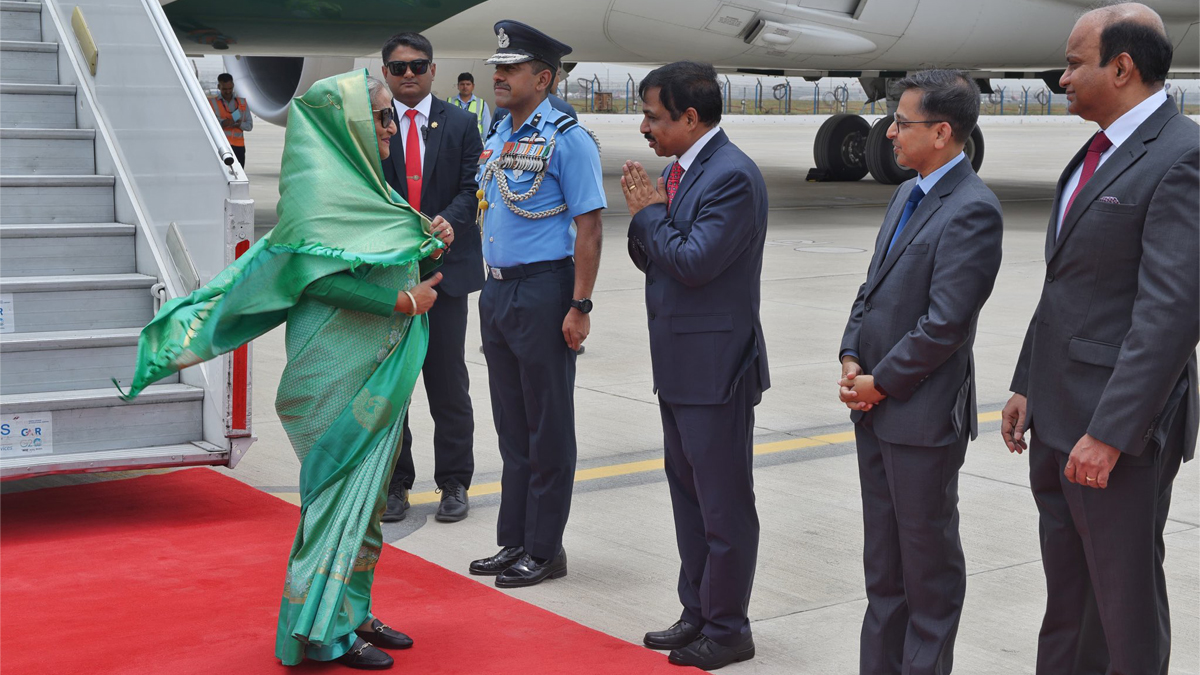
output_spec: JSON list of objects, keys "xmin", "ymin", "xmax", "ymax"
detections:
[
  {"xmin": 209, "ymin": 95, "xmax": 248, "ymax": 147},
  {"xmin": 450, "ymin": 95, "xmax": 484, "ymax": 136}
]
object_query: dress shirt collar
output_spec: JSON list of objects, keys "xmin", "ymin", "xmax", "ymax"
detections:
[
  {"xmin": 677, "ymin": 125, "xmax": 722, "ymax": 172},
  {"xmin": 456, "ymin": 94, "xmax": 478, "ymax": 105},
  {"xmin": 394, "ymin": 93, "xmax": 433, "ymax": 120},
  {"xmin": 1100, "ymin": 89, "xmax": 1167, "ymax": 150},
  {"xmin": 504, "ymin": 96, "xmax": 556, "ymax": 138},
  {"xmin": 917, "ymin": 151, "xmax": 966, "ymax": 195}
]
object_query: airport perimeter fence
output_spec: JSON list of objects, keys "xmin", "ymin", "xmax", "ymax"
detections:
[{"xmin": 559, "ymin": 76, "xmax": 1200, "ymax": 117}]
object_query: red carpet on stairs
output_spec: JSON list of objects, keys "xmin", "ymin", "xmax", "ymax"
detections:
[{"xmin": 1, "ymin": 468, "xmax": 693, "ymax": 675}]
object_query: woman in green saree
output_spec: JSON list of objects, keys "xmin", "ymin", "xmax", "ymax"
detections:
[{"xmin": 120, "ymin": 70, "xmax": 453, "ymax": 670}]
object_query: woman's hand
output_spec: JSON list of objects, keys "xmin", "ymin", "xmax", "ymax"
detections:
[{"xmin": 397, "ymin": 272, "xmax": 442, "ymax": 315}]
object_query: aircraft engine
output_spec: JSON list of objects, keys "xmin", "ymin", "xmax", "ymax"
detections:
[{"xmin": 221, "ymin": 55, "xmax": 355, "ymax": 126}]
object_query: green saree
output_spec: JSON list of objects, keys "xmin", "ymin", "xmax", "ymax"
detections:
[{"xmin": 119, "ymin": 69, "xmax": 442, "ymax": 665}]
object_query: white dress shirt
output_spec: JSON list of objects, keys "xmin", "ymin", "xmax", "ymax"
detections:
[
  {"xmin": 676, "ymin": 125, "xmax": 723, "ymax": 174},
  {"xmin": 1056, "ymin": 89, "xmax": 1168, "ymax": 234},
  {"xmin": 393, "ymin": 92, "xmax": 433, "ymax": 160}
]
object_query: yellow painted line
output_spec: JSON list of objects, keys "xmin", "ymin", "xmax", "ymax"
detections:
[{"xmin": 268, "ymin": 410, "xmax": 1004, "ymax": 506}]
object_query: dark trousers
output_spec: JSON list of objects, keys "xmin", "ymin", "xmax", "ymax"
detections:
[
  {"xmin": 231, "ymin": 144, "xmax": 245, "ymax": 168},
  {"xmin": 479, "ymin": 265, "xmax": 577, "ymax": 560},
  {"xmin": 660, "ymin": 370, "xmax": 760, "ymax": 647},
  {"xmin": 390, "ymin": 291, "xmax": 474, "ymax": 491},
  {"xmin": 856, "ymin": 422, "xmax": 968, "ymax": 675},
  {"xmin": 1029, "ymin": 420, "xmax": 1184, "ymax": 675}
]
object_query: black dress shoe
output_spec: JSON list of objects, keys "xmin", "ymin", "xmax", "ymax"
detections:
[
  {"xmin": 355, "ymin": 619, "xmax": 413, "ymax": 650},
  {"xmin": 336, "ymin": 638, "xmax": 394, "ymax": 670},
  {"xmin": 668, "ymin": 635, "xmax": 755, "ymax": 671},
  {"xmin": 469, "ymin": 546, "xmax": 525, "ymax": 576},
  {"xmin": 381, "ymin": 487, "xmax": 409, "ymax": 523},
  {"xmin": 643, "ymin": 620, "xmax": 701, "ymax": 650},
  {"xmin": 435, "ymin": 480, "xmax": 469, "ymax": 522},
  {"xmin": 494, "ymin": 549, "xmax": 567, "ymax": 588}
]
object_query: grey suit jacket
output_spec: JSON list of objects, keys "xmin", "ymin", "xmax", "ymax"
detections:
[
  {"xmin": 841, "ymin": 159, "xmax": 1004, "ymax": 448},
  {"xmin": 628, "ymin": 130, "xmax": 770, "ymax": 406},
  {"xmin": 1011, "ymin": 97, "xmax": 1199, "ymax": 462},
  {"xmin": 384, "ymin": 97, "xmax": 484, "ymax": 297}
]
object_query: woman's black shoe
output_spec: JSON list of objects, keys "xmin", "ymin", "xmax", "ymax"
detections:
[
  {"xmin": 335, "ymin": 638, "xmax": 394, "ymax": 670},
  {"xmin": 355, "ymin": 619, "xmax": 413, "ymax": 650}
]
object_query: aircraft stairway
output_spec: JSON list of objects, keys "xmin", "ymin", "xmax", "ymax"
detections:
[{"xmin": 0, "ymin": 0, "xmax": 254, "ymax": 479}]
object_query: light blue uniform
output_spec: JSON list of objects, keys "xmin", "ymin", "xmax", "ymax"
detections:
[{"xmin": 477, "ymin": 96, "xmax": 605, "ymax": 268}]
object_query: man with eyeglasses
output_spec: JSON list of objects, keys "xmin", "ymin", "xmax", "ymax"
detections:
[
  {"xmin": 837, "ymin": 69, "xmax": 1003, "ymax": 675},
  {"xmin": 379, "ymin": 32, "xmax": 485, "ymax": 526}
]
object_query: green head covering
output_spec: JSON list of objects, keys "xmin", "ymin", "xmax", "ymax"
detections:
[{"xmin": 119, "ymin": 69, "xmax": 441, "ymax": 399}]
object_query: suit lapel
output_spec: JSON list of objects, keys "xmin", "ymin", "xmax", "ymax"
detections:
[
  {"xmin": 1048, "ymin": 98, "xmax": 1177, "ymax": 263},
  {"xmin": 1045, "ymin": 141, "xmax": 1089, "ymax": 260},
  {"xmin": 866, "ymin": 160, "xmax": 970, "ymax": 296},
  {"xmin": 669, "ymin": 130, "xmax": 729, "ymax": 218},
  {"xmin": 420, "ymin": 100, "xmax": 446, "ymax": 209}
]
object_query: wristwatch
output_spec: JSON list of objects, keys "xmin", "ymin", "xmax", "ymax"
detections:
[{"xmin": 570, "ymin": 298, "xmax": 593, "ymax": 314}]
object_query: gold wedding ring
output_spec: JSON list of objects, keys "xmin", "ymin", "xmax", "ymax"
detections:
[{"xmin": 1086, "ymin": 476, "xmax": 1096, "ymax": 482}]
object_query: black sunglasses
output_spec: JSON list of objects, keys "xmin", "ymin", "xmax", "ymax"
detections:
[
  {"xmin": 385, "ymin": 59, "xmax": 431, "ymax": 76},
  {"xmin": 373, "ymin": 107, "xmax": 396, "ymax": 128}
]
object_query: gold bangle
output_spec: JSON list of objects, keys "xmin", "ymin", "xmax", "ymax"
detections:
[{"xmin": 403, "ymin": 290, "xmax": 418, "ymax": 317}]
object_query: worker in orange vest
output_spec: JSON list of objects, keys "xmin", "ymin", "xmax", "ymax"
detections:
[{"xmin": 209, "ymin": 72, "xmax": 253, "ymax": 167}]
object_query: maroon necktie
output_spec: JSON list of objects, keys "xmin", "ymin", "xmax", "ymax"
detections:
[
  {"xmin": 666, "ymin": 161, "xmax": 684, "ymax": 207},
  {"xmin": 1063, "ymin": 131, "xmax": 1113, "ymax": 220},
  {"xmin": 404, "ymin": 109, "xmax": 422, "ymax": 214}
]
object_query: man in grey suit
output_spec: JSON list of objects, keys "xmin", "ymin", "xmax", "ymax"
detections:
[
  {"xmin": 1000, "ymin": 5, "xmax": 1198, "ymax": 673},
  {"xmin": 623, "ymin": 61, "xmax": 769, "ymax": 672},
  {"xmin": 839, "ymin": 70, "xmax": 1003, "ymax": 675}
]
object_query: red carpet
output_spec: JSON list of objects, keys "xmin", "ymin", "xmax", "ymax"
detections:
[{"xmin": 1, "ymin": 469, "xmax": 694, "ymax": 674}]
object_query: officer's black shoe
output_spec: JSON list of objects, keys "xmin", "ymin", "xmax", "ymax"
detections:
[
  {"xmin": 335, "ymin": 638, "xmax": 394, "ymax": 670},
  {"xmin": 468, "ymin": 546, "xmax": 525, "ymax": 576},
  {"xmin": 494, "ymin": 548, "xmax": 567, "ymax": 588},
  {"xmin": 668, "ymin": 634, "xmax": 755, "ymax": 671},
  {"xmin": 381, "ymin": 486, "xmax": 409, "ymax": 523},
  {"xmin": 435, "ymin": 480, "xmax": 469, "ymax": 523},
  {"xmin": 355, "ymin": 619, "xmax": 413, "ymax": 650},
  {"xmin": 643, "ymin": 620, "xmax": 701, "ymax": 650}
]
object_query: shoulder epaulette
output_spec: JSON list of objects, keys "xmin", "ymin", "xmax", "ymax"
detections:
[
  {"xmin": 551, "ymin": 114, "xmax": 578, "ymax": 134},
  {"xmin": 485, "ymin": 116, "xmax": 504, "ymax": 141}
]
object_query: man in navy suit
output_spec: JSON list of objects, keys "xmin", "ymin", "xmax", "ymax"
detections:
[
  {"xmin": 379, "ymin": 32, "xmax": 484, "ymax": 524},
  {"xmin": 623, "ymin": 61, "xmax": 769, "ymax": 672}
]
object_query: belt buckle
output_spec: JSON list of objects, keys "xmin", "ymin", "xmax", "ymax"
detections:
[{"xmin": 490, "ymin": 267, "xmax": 503, "ymax": 280}]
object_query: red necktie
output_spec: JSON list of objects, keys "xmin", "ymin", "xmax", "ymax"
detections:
[
  {"xmin": 1063, "ymin": 131, "xmax": 1113, "ymax": 220},
  {"xmin": 666, "ymin": 161, "xmax": 684, "ymax": 207},
  {"xmin": 404, "ymin": 109, "xmax": 422, "ymax": 214}
]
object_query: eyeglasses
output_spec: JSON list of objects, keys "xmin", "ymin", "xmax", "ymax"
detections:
[
  {"xmin": 373, "ymin": 107, "xmax": 396, "ymax": 128},
  {"xmin": 385, "ymin": 59, "xmax": 431, "ymax": 77},
  {"xmin": 892, "ymin": 118, "xmax": 948, "ymax": 129}
]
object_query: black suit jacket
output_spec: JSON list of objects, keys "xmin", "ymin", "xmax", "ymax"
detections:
[
  {"xmin": 384, "ymin": 97, "xmax": 484, "ymax": 297},
  {"xmin": 627, "ymin": 130, "xmax": 770, "ymax": 406},
  {"xmin": 1011, "ymin": 98, "xmax": 1199, "ymax": 461}
]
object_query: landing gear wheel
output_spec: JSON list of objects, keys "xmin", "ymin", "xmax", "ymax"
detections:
[
  {"xmin": 811, "ymin": 113, "xmax": 869, "ymax": 182},
  {"xmin": 865, "ymin": 115, "xmax": 916, "ymax": 185},
  {"xmin": 965, "ymin": 124, "xmax": 985, "ymax": 173}
]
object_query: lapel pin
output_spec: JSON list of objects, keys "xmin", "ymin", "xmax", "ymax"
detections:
[{"xmin": 431, "ymin": 121, "xmax": 438, "ymax": 129}]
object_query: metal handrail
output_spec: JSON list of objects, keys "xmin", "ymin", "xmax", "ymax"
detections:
[{"xmin": 141, "ymin": 0, "xmax": 242, "ymax": 179}]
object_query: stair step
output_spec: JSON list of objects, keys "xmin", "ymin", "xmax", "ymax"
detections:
[
  {"xmin": 1, "ymin": 128, "xmax": 95, "ymax": 175},
  {"xmin": 0, "ymin": 273, "xmax": 156, "ymax": 333},
  {"xmin": 0, "ymin": 328, "xmax": 176, "ymax": 395},
  {"xmin": 0, "ymin": 83, "xmax": 75, "ymax": 129},
  {"xmin": 0, "ymin": 41, "xmax": 57, "ymax": 85},
  {"xmin": 0, "ymin": 383, "xmax": 204, "ymax": 458},
  {"xmin": 1, "ymin": 224, "xmax": 135, "ymax": 275},
  {"xmin": 1, "ymin": 442, "xmax": 226, "ymax": 480},
  {"xmin": 0, "ymin": 2, "xmax": 41, "ymax": 43},
  {"xmin": 0, "ymin": 175, "xmax": 114, "ymax": 223}
]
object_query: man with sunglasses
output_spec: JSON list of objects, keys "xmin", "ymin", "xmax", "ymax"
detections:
[
  {"xmin": 837, "ymin": 70, "xmax": 1003, "ymax": 675},
  {"xmin": 467, "ymin": 20, "xmax": 605, "ymax": 589},
  {"xmin": 379, "ymin": 32, "xmax": 485, "ymax": 526}
]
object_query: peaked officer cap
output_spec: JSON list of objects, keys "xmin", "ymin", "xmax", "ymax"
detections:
[{"xmin": 486, "ymin": 20, "xmax": 572, "ymax": 72}]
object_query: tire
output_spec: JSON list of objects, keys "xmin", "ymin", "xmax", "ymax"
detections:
[
  {"xmin": 966, "ymin": 124, "xmax": 985, "ymax": 173},
  {"xmin": 813, "ymin": 113, "xmax": 870, "ymax": 181},
  {"xmin": 865, "ymin": 115, "xmax": 917, "ymax": 185}
]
